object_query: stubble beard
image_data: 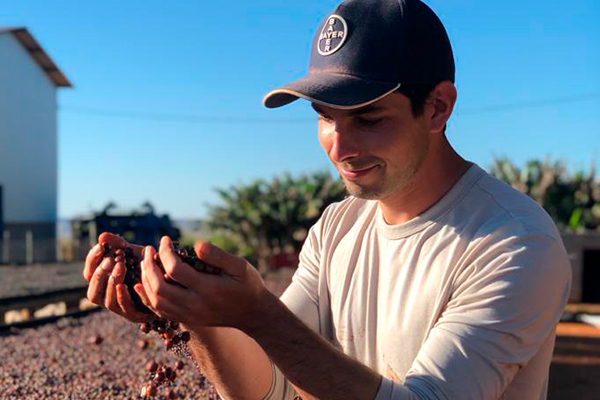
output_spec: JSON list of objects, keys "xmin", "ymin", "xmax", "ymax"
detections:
[
  {"xmin": 342, "ymin": 166, "xmax": 417, "ymax": 200},
  {"xmin": 342, "ymin": 141, "xmax": 430, "ymax": 201}
]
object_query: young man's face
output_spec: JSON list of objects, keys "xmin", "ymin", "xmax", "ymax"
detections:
[{"xmin": 315, "ymin": 92, "xmax": 431, "ymax": 201}]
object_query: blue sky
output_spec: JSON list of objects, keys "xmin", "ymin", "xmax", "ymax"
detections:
[{"xmin": 2, "ymin": 0, "xmax": 599, "ymax": 219}]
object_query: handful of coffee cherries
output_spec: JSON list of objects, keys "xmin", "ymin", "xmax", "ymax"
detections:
[{"xmin": 100, "ymin": 239, "xmax": 222, "ymax": 398}]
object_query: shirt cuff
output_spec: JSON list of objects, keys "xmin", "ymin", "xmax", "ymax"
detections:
[
  {"xmin": 259, "ymin": 361, "xmax": 297, "ymax": 400},
  {"xmin": 373, "ymin": 377, "xmax": 423, "ymax": 400}
]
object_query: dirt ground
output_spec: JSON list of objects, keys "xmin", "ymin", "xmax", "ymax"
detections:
[
  {"xmin": 549, "ymin": 323, "xmax": 600, "ymax": 400},
  {"xmin": 2, "ymin": 265, "xmax": 600, "ymax": 398},
  {"xmin": 0, "ymin": 262, "xmax": 85, "ymax": 299}
]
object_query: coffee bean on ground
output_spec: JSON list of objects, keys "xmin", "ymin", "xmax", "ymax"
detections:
[{"xmin": 0, "ymin": 311, "xmax": 217, "ymax": 400}]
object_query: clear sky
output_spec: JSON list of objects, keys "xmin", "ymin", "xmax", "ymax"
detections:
[{"xmin": 1, "ymin": 0, "xmax": 599, "ymax": 220}]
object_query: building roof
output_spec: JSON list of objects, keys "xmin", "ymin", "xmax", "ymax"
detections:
[{"xmin": 0, "ymin": 27, "xmax": 72, "ymax": 87}]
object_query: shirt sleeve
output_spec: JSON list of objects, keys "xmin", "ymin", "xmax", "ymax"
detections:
[{"xmin": 375, "ymin": 233, "xmax": 572, "ymax": 400}]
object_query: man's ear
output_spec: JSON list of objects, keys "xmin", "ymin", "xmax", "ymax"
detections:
[{"xmin": 428, "ymin": 81, "xmax": 457, "ymax": 134}]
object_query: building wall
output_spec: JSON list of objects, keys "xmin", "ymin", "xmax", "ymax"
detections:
[{"xmin": 0, "ymin": 33, "xmax": 58, "ymax": 262}]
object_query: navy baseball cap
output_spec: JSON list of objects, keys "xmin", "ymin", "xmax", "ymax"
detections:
[{"xmin": 263, "ymin": 0, "xmax": 455, "ymax": 109}]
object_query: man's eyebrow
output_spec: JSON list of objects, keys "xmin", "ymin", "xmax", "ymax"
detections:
[
  {"xmin": 348, "ymin": 105, "xmax": 387, "ymax": 116},
  {"xmin": 311, "ymin": 103, "xmax": 386, "ymax": 115}
]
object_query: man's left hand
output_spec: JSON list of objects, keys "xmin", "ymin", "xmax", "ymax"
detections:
[{"xmin": 138, "ymin": 236, "xmax": 267, "ymax": 331}]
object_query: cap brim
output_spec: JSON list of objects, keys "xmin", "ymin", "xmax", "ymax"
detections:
[{"xmin": 263, "ymin": 73, "xmax": 401, "ymax": 110}]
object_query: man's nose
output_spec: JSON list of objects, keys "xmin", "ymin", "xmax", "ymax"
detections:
[{"xmin": 328, "ymin": 125, "xmax": 361, "ymax": 163}]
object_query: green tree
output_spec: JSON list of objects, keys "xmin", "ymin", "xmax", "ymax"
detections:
[{"xmin": 205, "ymin": 170, "xmax": 347, "ymax": 273}]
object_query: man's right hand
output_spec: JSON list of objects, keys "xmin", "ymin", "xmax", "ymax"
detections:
[{"xmin": 83, "ymin": 232, "xmax": 151, "ymax": 323}]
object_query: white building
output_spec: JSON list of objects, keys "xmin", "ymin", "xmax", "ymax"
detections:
[{"xmin": 0, "ymin": 27, "xmax": 71, "ymax": 263}]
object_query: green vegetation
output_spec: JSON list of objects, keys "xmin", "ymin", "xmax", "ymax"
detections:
[
  {"xmin": 199, "ymin": 158, "xmax": 598, "ymax": 272},
  {"xmin": 490, "ymin": 157, "xmax": 600, "ymax": 232},
  {"xmin": 205, "ymin": 170, "xmax": 347, "ymax": 272}
]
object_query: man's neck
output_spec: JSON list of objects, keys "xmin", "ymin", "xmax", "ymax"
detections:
[{"xmin": 378, "ymin": 145, "xmax": 472, "ymax": 225}]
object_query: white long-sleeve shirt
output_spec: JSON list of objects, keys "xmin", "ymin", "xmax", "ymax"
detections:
[{"xmin": 262, "ymin": 163, "xmax": 571, "ymax": 400}]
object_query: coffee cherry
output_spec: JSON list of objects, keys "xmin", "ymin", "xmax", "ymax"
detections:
[
  {"xmin": 100, "ymin": 242, "xmax": 221, "ymax": 395},
  {"xmin": 153, "ymin": 371, "xmax": 165, "ymax": 383},
  {"xmin": 137, "ymin": 339, "xmax": 149, "ymax": 350},
  {"xmin": 179, "ymin": 331, "xmax": 191, "ymax": 342},
  {"xmin": 163, "ymin": 328, "xmax": 175, "ymax": 340},
  {"xmin": 174, "ymin": 246, "xmax": 222, "ymax": 275},
  {"xmin": 146, "ymin": 360, "xmax": 158, "ymax": 373},
  {"xmin": 101, "ymin": 242, "xmax": 111, "ymax": 256},
  {"xmin": 141, "ymin": 383, "xmax": 158, "ymax": 397},
  {"xmin": 89, "ymin": 334, "xmax": 103, "ymax": 345},
  {"xmin": 140, "ymin": 323, "xmax": 151, "ymax": 334}
]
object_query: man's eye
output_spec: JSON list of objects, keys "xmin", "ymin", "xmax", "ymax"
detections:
[
  {"xmin": 357, "ymin": 117, "xmax": 382, "ymax": 126},
  {"xmin": 319, "ymin": 115, "xmax": 334, "ymax": 123}
]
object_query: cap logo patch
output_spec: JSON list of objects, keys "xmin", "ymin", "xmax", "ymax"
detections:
[{"xmin": 317, "ymin": 15, "xmax": 348, "ymax": 56}]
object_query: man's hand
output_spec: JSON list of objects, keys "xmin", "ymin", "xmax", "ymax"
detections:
[
  {"xmin": 139, "ymin": 236, "xmax": 267, "ymax": 331},
  {"xmin": 83, "ymin": 232, "xmax": 151, "ymax": 323}
]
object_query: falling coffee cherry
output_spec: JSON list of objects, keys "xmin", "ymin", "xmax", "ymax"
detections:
[
  {"xmin": 140, "ymin": 383, "xmax": 158, "ymax": 397},
  {"xmin": 163, "ymin": 328, "xmax": 175, "ymax": 340},
  {"xmin": 153, "ymin": 370, "xmax": 165, "ymax": 384},
  {"xmin": 146, "ymin": 360, "xmax": 158, "ymax": 373},
  {"xmin": 100, "ymin": 241, "xmax": 219, "ymax": 396},
  {"xmin": 140, "ymin": 323, "xmax": 151, "ymax": 334},
  {"xmin": 179, "ymin": 331, "xmax": 191, "ymax": 342}
]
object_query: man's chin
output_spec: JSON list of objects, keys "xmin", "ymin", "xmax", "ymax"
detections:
[{"xmin": 343, "ymin": 180, "xmax": 384, "ymax": 200}]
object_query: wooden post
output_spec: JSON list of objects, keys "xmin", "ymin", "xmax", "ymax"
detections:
[
  {"xmin": 26, "ymin": 230, "xmax": 33, "ymax": 264},
  {"xmin": 89, "ymin": 221, "xmax": 97, "ymax": 248},
  {"xmin": 2, "ymin": 230, "xmax": 9, "ymax": 264}
]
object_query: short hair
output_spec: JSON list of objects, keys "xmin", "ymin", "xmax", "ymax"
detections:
[{"xmin": 397, "ymin": 82, "xmax": 440, "ymax": 117}]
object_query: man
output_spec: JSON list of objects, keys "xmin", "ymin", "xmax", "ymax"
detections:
[{"xmin": 84, "ymin": 1, "xmax": 572, "ymax": 399}]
